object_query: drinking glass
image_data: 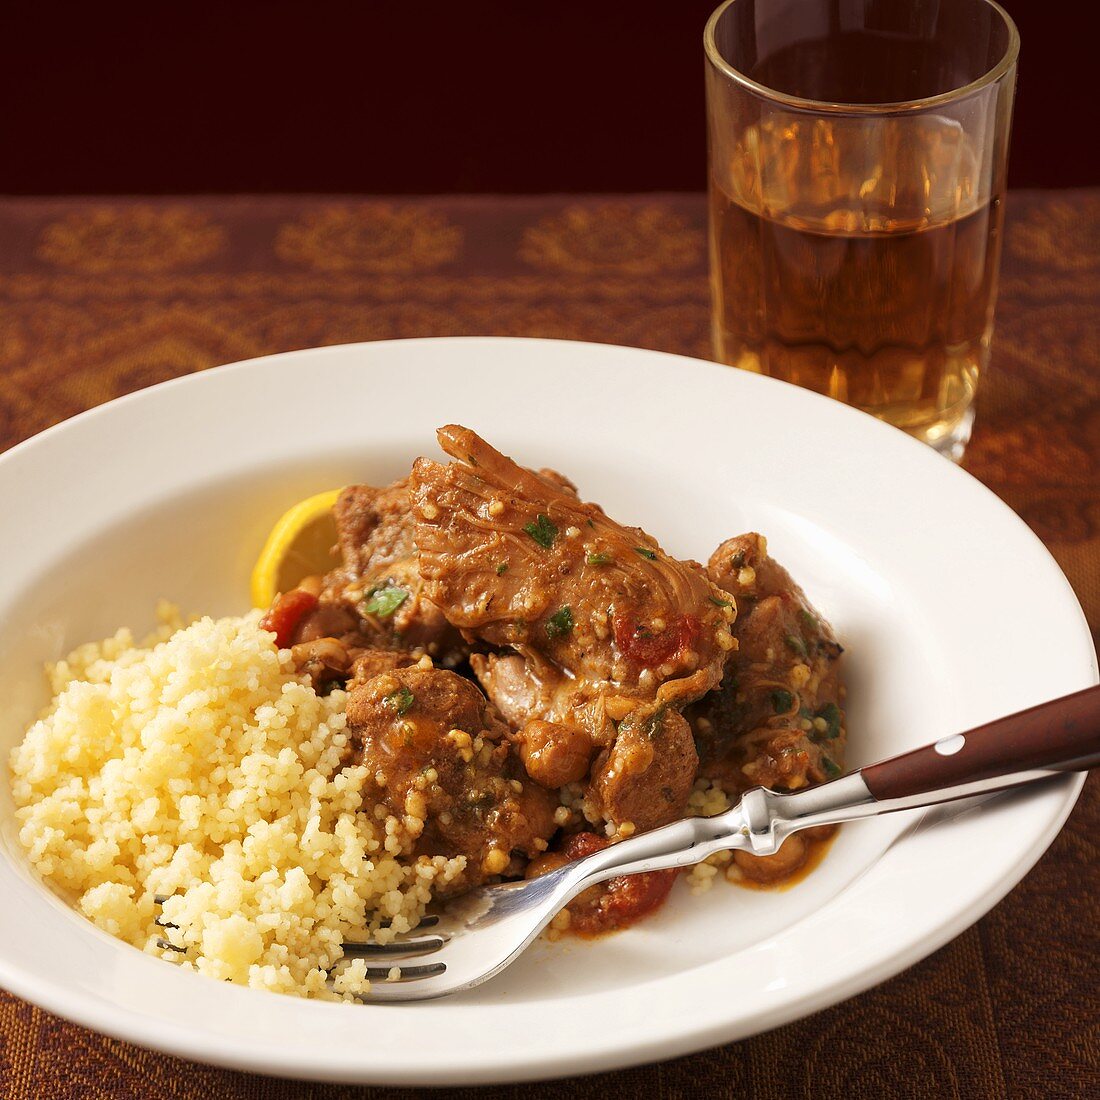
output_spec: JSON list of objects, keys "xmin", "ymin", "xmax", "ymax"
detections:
[{"xmin": 705, "ymin": 0, "xmax": 1019, "ymax": 459}]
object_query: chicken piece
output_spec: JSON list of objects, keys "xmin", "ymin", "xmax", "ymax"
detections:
[
  {"xmin": 346, "ymin": 666, "xmax": 557, "ymax": 889},
  {"xmin": 689, "ymin": 533, "xmax": 846, "ymax": 793},
  {"xmin": 285, "ymin": 466, "xmax": 581, "ymax": 688},
  {"xmin": 333, "ymin": 480, "xmax": 412, "ymax": 580},
  {"xmin": 410, "ymin": 425, "xmax": 737, "ymax": 743},
  {"xmin": 589, "ymin": 706, "xmax": 699, "ymax": 831},
  {"xmin": 535, "ymin": 467, "xmax": 580, "ymax": 498},
  {"xmin": 328, "ymin": 480, "xmax": 465, "ymax": 663},
  {"xmin": 348, "ymin": 647, "xmax": 423, "ymax": 685},
  {"xmin": 291, "ymin": 597, "xmax": 361, "ymax": 645},
  {"xmin": 275, "ymin": 481, "xmax": 465, "ymax": 684},
  {"xmin": 466, "ymin": 643, "xmax": 709, "ymax": 826}
]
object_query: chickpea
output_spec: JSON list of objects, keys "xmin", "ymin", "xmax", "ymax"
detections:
[
  {"xmin": 518, "ymin": 720, "xmax": 594, "ymax": 788},
  {"xmin": 733, "ymin": 834, "xmax": 807, "ymax": 884}
]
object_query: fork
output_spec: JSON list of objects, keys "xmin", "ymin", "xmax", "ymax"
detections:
[{"xmin": 344, "ymin": 684, "xmax": 1100, "ymax": 1001}]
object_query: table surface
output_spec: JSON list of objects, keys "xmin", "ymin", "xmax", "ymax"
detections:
[{"xmin": 0, "ymin": 192, "xmax": 1096, "ymax": 1099}]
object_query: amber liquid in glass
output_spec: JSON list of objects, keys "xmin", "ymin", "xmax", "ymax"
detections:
[{"xmin": 708, "ymin": 36, "xmax": 1007, "ymax": 448}]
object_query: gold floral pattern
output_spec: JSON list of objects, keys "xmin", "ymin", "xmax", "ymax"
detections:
[
  {"xmin": 802, "ymin": 1007, "xmax": 961, "ymax": 1097},
  {"xmin": 967, "ymin": 421, "xmax": 1093, "ymax": 491},
  {"xmin": 0, "ymin": 311, "xmax": 27, "ymax": 364},
  {"xmin": 275, "ymin": 204, "xmax": 463, "ymax": 273},
  {"xmin": 36, "ymin": 207, "xmax": 225, "ymax": 274},
  {"xmin": 1007, "ymin": 195, "xmax": 1100, "ymax": 271},
  {"xmin": 520, "ymin": 202, "xmax": 704, "ymax": 275}
]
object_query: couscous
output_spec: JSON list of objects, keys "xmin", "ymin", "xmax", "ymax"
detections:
[{"xmin": 10, "ymin": 606, "xmax": 463, "ymax": 1000}]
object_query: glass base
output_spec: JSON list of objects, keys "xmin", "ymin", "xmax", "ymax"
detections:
[{"xmin": 923, "ymin": 406, "xmax": 974, "ymax": 463}]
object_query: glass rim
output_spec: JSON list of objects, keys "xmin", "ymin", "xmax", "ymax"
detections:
[{"xmin": 704, "ymin": 0, "xmax": 1020, "ymax": 115}]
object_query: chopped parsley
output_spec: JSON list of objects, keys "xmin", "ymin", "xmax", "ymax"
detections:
[
  {"xmin": 545, "ymin": 606, "xmax": 574, "ymax": 640},
  {"xmin": 812, "ymin": 702, "xmax": 843, "ymax": 741},
  {"xmin": 708, "ymin": 595, "xmax": 732, "ymax": 608},
  {"xmin": 586, "ymin": 551, "xmax": 612, "ymax": 566},
  {"xmin": 821, "ymin": 755, "xmax": 842, "ymax": 778},
  {"xmin": 496, "ymin": 562, "xmax": 509, "ymax": 576},
  {"xmin": 524, "ymin": 513, "xmax": 558, "ymax": 548},
  {"xmin": 642, "ymin": 706, "xmax": 668, "ymax": 740},
  {"xmin": 384, "ymin": 686, "xmax": 415, "ymax": 715},
  {"xmin": 362, "ymin": 584, "xmax": 408, "ymax": 618},
  {"xmin": 784, "ymin": 633, "xmax": 808, "ymax": 657},
  {"xmin": 798, "ymin": 609, "xmax": 818, "ymax": 633},
  {"xmin": 771, "ymin": 689, "xmax": 794, "ymax": 714},
  {"xmin": 634, "ymin": 546, "xmax": 657, "ymax": 561}
]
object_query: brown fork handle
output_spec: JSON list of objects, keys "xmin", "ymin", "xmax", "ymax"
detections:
[{"xmin": 862, "ymin": 684, "xmax": 1100, "ymax": 802}]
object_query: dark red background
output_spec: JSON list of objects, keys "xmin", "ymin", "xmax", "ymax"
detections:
[{"xmin": 0, "ymin": 0, "xmax": 1090, "ymax": 194}]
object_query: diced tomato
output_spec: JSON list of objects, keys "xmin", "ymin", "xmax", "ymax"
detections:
[
  {"xmin": 562, "ymin": 831, "xmax": 609, "ymax": 862},
  {"xmin": 611, "ymin": 610, "xmax": 700, "ymax": 668},
  {"xmin": 259, "ymin": 588, "xmax": 319, "ymax": 648},
  {"xmin": 560, "ymin": 832, "xmax": 678, "ymax": 937}
]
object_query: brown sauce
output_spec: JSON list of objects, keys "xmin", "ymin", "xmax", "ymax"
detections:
[
  {"xmin": 535, "ymin": 825, "xmax": 839, "ymax": 939},
  {"xmin": 728, "ymin": 826, "xmax": 838, "ymax": 892}
]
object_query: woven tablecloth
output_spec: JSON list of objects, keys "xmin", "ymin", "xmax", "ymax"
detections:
[{"xmin": 0, "ymin": 192, "xmax": 1096, "ymax": 1099}]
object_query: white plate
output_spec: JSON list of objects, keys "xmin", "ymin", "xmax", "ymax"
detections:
[{"xmin": 0, "ymin": 338, "xmax": 1094, "ymax": 1085}]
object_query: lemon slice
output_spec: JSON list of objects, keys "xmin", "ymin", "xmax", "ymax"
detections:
[{"xmin": 250, "ymin": 489, "xmax": 343, "ymax": 609}]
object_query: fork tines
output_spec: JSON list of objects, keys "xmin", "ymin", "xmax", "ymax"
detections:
[
  {"xmin": 341, "ymin": 934, "xmax": 446, "ymax": 960},
  {"xmin": 356, "ymin": 962, "xmax": 447, "ymax": 983},
  {"xmin": 340, "ymin": 915, "xmax": 448, "ymax": 984},
  {"xmin": 153, "ymin": 894, "xmax": 447, "ymax": 983}
]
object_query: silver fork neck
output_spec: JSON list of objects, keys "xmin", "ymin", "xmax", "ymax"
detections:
[
  {"xmin": 740, "ymin": 773, "xmax": 875, "ymax": 854},
  {"xmin": 565, "ymin": 811, "xmax": 747, "ymax": 894}
]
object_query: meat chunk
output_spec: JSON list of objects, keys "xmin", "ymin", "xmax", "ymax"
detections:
[
  {"xmin": 292, "ymin": 598, "xmax": 361, "ymax": 645},
  {"xmin": 346, "ymin": 666, "xmax": 557, "ymax": 889},
  {"xmin": 689, "ymin": 533, "xmax": 846, "ymax": 793},
  {"xmin": 589, "ymin": 706, "xmax": 699, "ymax": 830},
  {"xmin": 333, "ymin": 480, "xmax": 413, "ymax": 581},
  {"xmin": 328, "ymin": 481, "xmax": 464, "ymax": 663},
  {"xmin": 409, "ymin": 426, "xmax": 737, "ymax": 747},
  {"xmin": 348, "ymin": 647, "xmax": 423, "ymax": 685}
]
